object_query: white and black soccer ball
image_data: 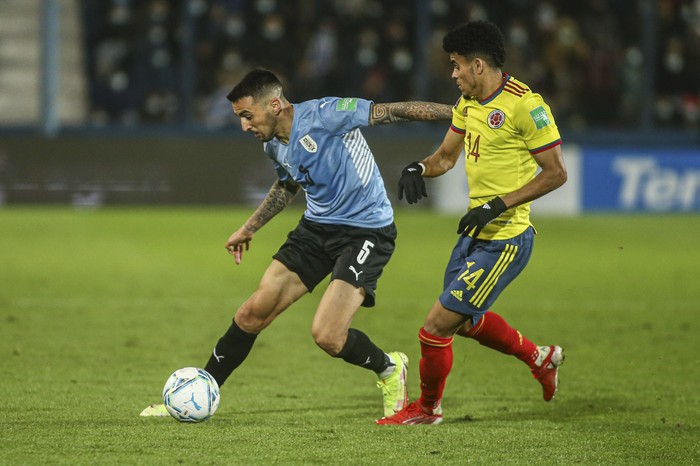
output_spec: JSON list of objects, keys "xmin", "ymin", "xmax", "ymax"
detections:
[{"xmin": 162, "ymin": 367, "xmax": 220, "ymax": 422}]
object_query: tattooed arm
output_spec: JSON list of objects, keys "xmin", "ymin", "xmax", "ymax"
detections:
[
  {"xmin": 225, "ymin": 179, "xmax": 301, "ymax": 264},
  {"xmin": 369, "ymin": 102, "xmax": 453, "ymax": 125},
  {"xmin": 244, "ymin": 179, "xmax": 301, "ymax": 232}
]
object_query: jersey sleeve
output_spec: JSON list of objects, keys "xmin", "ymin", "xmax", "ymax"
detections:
[
  {"xmin": 450, "ymin": 96, "xmax": 467, "ymax": 135},
  {"xmin": 513, "ymin": 93, "xmax": 562, "ymax": 154},
  {"xmin": 317, "ymin": 97, "xmax": 372, "ymax": 135}
]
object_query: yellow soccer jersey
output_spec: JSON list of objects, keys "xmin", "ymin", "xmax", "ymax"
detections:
[{"xmin": 450, "ymin": 73, "xmax": 562, "ymax": 240}]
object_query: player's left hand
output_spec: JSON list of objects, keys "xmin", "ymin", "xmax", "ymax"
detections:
[{"xmin": 457, "ymin": 196, "xmax": 507, "ymax": 238}]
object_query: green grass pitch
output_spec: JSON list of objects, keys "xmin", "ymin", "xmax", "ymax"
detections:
[{"xmin": 1, "ymin": 207, "xmax": 698, "ymax": 464}]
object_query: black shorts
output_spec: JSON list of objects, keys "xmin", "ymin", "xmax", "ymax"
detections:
[{"xmin": 273, "ymin": 217, "xmax": 397, "ymax": 307}]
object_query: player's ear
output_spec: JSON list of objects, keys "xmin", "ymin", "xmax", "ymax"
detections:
[{"xmin": 270, "ymin": 97, "xmax": 282, "ymax": 116}]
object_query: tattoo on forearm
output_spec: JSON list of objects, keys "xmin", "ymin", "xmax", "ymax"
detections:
[
  {"xmin": 246, "ymin": 180, "xmax": 299, "ymax": 231},
  {"xmin": 370, "ymin": 102, "xmax": 453, "ymax": 125}
]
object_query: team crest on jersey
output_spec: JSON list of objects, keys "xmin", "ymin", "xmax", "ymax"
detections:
[
  {"xmin": 299, "ymin": 134, "xmax": 317, "ymax": 153},
  {"xmin": 487, "ymin": 109, "xmax": 505, "ymax": 129}
]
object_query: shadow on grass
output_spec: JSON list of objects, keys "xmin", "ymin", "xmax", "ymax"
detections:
[{"xmin": 444, "ymin": 396, "xmax": 643, "ymax": 425}]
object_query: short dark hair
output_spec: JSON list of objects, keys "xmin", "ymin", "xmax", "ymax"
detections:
[
  {"xmin": 226, "ymin": 69, "xmax": 284, "ymax": 103},
  {"xmin": 442, "ymin": 21, "xmax": 506, "ymax": 68}
]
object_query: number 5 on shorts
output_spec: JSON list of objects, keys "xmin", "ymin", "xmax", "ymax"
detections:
[{"xmin": 356, "ymin": 240, "xmax": 375, "ymax": 264}]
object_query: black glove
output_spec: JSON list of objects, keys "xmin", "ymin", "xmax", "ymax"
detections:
[
  {"xmin": 398, "ymin": 162, "xmax": 427, "ymax": 204},
  {"xmin": 457, "ymin": 196, "xmax": 507, "ymax": 238}
]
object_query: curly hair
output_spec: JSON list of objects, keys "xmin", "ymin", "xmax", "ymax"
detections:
[
  {"xmin": 442, "ymin": 20, "xmax": 506, "ymax": 68},
  {"xmin": 227, "ymin": 69, "xmax": 284, "ymax": 103}
]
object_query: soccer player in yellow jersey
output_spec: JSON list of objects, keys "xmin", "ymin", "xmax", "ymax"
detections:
[{"xmin": 378, "ymin": 20, "xmax": 568, "ymax": 425}]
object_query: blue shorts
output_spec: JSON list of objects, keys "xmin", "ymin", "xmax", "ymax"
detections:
[{"xmin": 439, "ymin": 227, "xmax": 534, "ymax": 324}]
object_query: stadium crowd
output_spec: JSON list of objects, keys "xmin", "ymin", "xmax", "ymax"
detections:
[{"xmin": 81, "ymin": 0, "xmax": 700, "ymax": 130}]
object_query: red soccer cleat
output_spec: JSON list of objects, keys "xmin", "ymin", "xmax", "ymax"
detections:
[
  {"xmin": 376, "ymin": 401, "xmax": 443, "ymax": 425},
  {"xmin": 531, "ymin": 345, "xmax": 565, "ymax": 401}
]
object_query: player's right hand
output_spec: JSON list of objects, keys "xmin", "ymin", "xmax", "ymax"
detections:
[
  {"xmin": 398, "ymin": 162, "xmax": 427, "ymax": 204},
  {"xmin": 227, "ymin": 244, "xmax": 244, "ymax": 264},
  {"xmin": 225, "ymin": 226, "xmax": 253, "ymax": 264}
]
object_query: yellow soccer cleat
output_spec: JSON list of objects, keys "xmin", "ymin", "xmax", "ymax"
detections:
[
  {"xmin": 139, "ymin": 403, "xmax": 168, "ymax": 417},
  {"xmin": 376, "ymin": 352, "xmax": 409, "ymax": 418}
]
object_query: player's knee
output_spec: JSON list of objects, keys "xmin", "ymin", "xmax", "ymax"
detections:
[
  {"xmin": 422, "ymin": 300, "xmax": 470, "ymax": 338},
  {"xmin": 312, "ymin": 330, "xmax": 343, "ymax": 356},
  {"xmin": 235, "ymin": 299, "xmax": 273, "ymax": 333},
  {"xmin": 234, "ymin": 310, "xmax": 263, "ymax": 334}
]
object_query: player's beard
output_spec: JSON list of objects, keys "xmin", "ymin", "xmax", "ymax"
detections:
[{"xmin": 258, "ymin": 111, "xmax": 278, "ymax": 142}]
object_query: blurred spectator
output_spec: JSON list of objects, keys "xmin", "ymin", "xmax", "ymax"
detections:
[
  {"xmin": 295, "ymin": 17, "xmax": 339, "ymax": 100},
  {"xmin": 81, "ymin": 0, "xmax": 699, "ymax": 131},
  {"xmin": 82, "ymin": 0, "xmax": 183, "ymax": 125}
]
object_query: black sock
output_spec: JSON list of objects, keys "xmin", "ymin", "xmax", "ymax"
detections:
[
  {"xmin": 204, "ymin": 320, "xmax": 257, "ymax": 387},
  {"xmin": 336, "ymin": 328, "xmax": 390, "ymax": 374}
]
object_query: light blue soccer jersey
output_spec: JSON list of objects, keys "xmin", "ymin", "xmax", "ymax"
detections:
[{"xmin": 263, "ymin": 97, "xmax": 393, "ymax": 228}]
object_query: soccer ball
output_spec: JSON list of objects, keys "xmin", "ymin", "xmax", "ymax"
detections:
[{"xmin": 162, "ymin": 367, "xmax": 220, "ymax": 422}]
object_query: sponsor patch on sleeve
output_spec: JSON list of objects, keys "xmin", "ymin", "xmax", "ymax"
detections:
[
  {"xmin": 335, "ymin": 98, "xmax": 358, "ymax": 111},
  {"xmin": 529, "ymin": 106, "xmax": 551, "ymax": 129}
]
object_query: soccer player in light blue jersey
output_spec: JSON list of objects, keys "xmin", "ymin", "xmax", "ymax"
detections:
[{"xmin": 140, "ymin": 69, "xmax": 452, "ymax": 420}]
